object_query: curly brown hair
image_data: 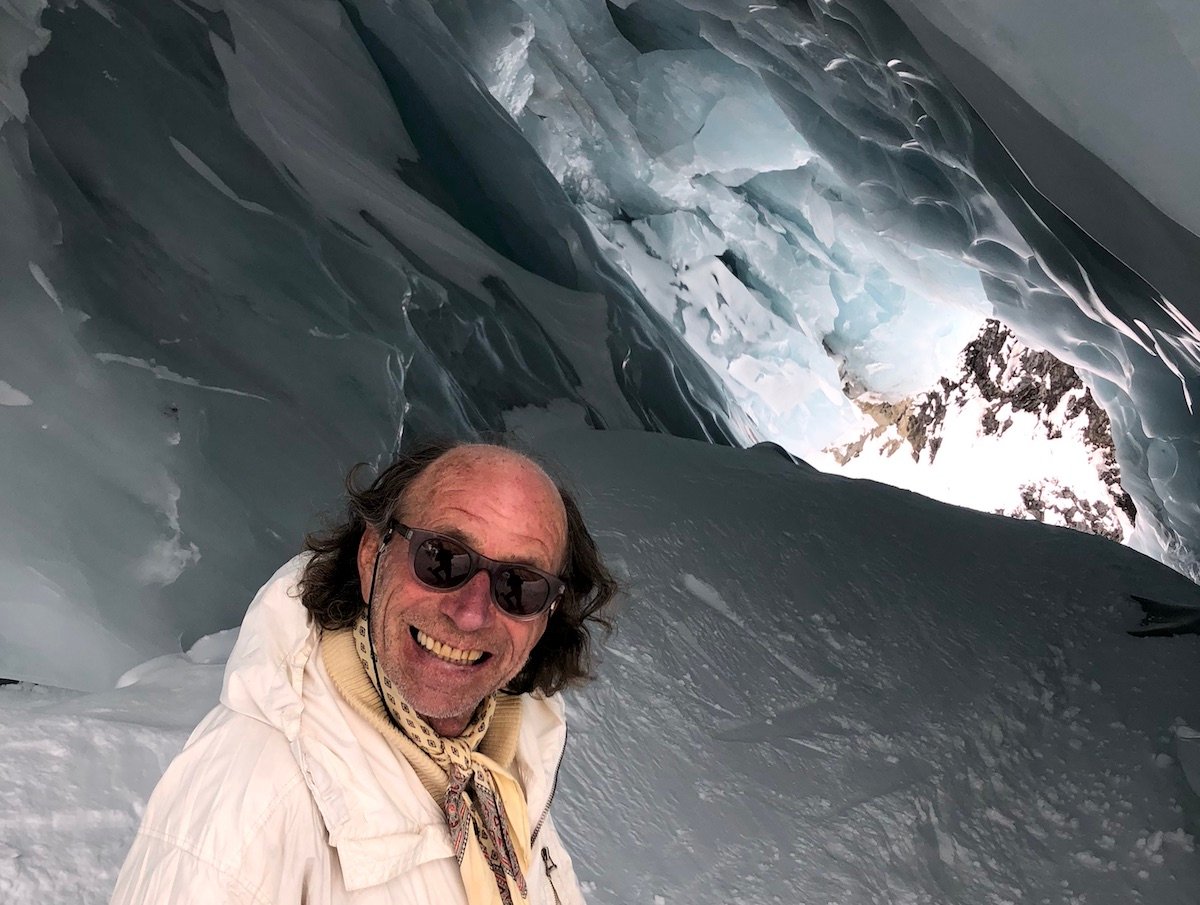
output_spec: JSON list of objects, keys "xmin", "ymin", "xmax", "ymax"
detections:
[{"xmin": 298, "ymin": 440, "xmax": 617, "ymax": 696}]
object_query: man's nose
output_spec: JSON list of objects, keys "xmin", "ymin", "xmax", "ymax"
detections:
[{"xmin": 440, "ymin": 570, "xmax": 493, "ymax": 631}]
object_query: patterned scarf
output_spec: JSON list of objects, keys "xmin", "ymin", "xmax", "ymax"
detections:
[{"xmin": 350, "ymin": 614, "xmax": 531, "ymax": 905}]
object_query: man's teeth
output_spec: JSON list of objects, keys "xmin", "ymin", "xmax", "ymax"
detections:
[{"xmin": 415, "ymin": 629, "xmax": 484, "ymax": 664}]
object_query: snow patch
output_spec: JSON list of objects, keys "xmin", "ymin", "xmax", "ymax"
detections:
[
  {"xmin": 679, "ymin": 572, "xmax": 741, "ymax": 626},
  {"xmin": 94, "ymin": 353, "xmax": 269, "ymax": 401},
  {"xmin": 169, "ymin": 137, "xmax": 273, "ymax": 216},
  {"xmin": 28, "ymin": 262, "xmax": 62, "ymax": 311},
  {"xmin": 134, "ymin": 473, "xmax": 199, "ymax": 587},
  {"xmin": 0, "ymin": 381, "xmax": 33, "ymax": 406}
]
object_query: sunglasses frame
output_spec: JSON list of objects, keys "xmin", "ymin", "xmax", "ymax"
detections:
[{"xmin": 385, "ymin": 520, "xmax": 565, "ymax": 619}]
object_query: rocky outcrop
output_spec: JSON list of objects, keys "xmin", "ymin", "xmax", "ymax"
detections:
[{"xmin": 828, "ymin": 319, "xmax": 1135, "ymax": 541}]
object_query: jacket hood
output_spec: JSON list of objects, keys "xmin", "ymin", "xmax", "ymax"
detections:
[{"xmin": 220, "ymin": 555, "xmax": 316, "ymax": 742}]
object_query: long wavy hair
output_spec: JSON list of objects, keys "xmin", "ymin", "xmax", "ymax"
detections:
[{"xmin": 298, "ymin": 440, "xmax": 617, "ymax": 696}]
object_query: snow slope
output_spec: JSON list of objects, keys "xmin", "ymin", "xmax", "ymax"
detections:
[{"xmin": 3, "ymin": 430, "xmax": 1197, "ymax": 904}]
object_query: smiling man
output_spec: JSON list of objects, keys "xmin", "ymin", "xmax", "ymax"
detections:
[{"xmin": 112, "ymin": 442, "xmax": 617, "ymax": 905}]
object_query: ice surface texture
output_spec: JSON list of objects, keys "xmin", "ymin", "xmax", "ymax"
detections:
[
  {"xmin": 0, "ymin": 0, "xmax": 745, "ymax": 688},
  {"xmin": 2, "ymin": 0, "xmax": 1200, "ymax": 690},
  {"xmin": 427, "ymin": 0, "xmax": 1200, "ymax": 580}
]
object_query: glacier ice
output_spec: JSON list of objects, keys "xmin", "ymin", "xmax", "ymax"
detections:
[
  {"xmin": 2, "ymin": 0, "xmax": 1200, "ymax": 691},
  {"xmin": 0, "ymin": 0, "xmax": 745, "ymax": 689},
  {"xmin": 886, "ymin": 0, "xmax": 1200, "ymax": 243},
  {"xmin": 428, "ymin": 0, "xmax": 1200, "ymax": 579}
]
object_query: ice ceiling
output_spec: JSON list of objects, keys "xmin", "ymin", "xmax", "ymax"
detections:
[
  {"xmin": 437, "ymin": 0, "xmax": 1200, "ymax": 573},
  {"xmin": 2, "ymin": 0, "xmax": 1199, "ymax": 689}
]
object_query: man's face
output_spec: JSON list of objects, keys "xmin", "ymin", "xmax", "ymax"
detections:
[{"xmin": 358, "ymin": 448, "xmax": 567, "ymax": 736}]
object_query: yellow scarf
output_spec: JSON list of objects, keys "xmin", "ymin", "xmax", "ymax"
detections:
[{"xmin": 322, "ymin": 619, "xmax": 531, "ymax": 905}]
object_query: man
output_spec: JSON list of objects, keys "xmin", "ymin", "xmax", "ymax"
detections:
[{"xmin": 112, "ymin": 442, "xmax": 616, "ymax": 905}]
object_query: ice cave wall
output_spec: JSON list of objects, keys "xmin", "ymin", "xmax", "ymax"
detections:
[
  {"xmin": 1, "ymin": 0, "xmax": 1199, "ymax": 690},
  {"xmin": 885, "ymin": 0, "xmax": 1200, "ymax": 245},
  {"xmin": 1, "ymin": 0, "xmax": 747, "ymax": 689},
  {"xmin": 423, "ymin": 0, "xmax": 1200, "ymax": 578}
]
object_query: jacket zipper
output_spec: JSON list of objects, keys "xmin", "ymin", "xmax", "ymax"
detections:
[
  {"xmin": 541, "ymin": 846, "xmax": 564, "ymax": 905},
  {"xmin": 530, "ymin": 723, "xmax": 566, "ymax": 846}
]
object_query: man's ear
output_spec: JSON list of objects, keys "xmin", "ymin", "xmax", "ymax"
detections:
[{"xmin": 357, "ymin": 527, "xmax": 381, "ymax": 601}]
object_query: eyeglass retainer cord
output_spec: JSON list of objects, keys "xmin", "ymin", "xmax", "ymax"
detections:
[{"xmin": 365, "ymin": 522, "xmax": 405, "ymax": 734}]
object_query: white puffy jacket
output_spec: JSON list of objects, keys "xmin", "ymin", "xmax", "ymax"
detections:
[{"xmin": 111, "ymin": 557, "xmax": 587, "ymax": 905}]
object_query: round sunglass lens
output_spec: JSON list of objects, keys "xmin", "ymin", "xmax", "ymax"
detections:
[
  {"xmin": 415, "ymin": 538, "xmax": 472, "ymax": 587},
  {"xmin": 493, "ymin": 567, "xmax": 549, "ymax": 616}
]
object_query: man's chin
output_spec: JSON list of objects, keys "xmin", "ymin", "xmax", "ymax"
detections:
[{"xmin": 392, "ymin": 665, "xmax": 495, "ymax": 730}]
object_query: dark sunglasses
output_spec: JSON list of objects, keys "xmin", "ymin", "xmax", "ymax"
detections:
[{"xmin": 385, "ymin": 521, "xmax": 565, "ymax": 619}]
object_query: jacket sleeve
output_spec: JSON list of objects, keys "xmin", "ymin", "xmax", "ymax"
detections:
[{"xmin": 109, "ymin": 829, "xmax": 271, "ymax": 905}]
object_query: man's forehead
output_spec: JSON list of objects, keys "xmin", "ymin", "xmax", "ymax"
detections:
[
  {"xmin": 425, "ymin": 508, "xmax": 561, "ymax": 568},
  {"xmin": 401, "ymin": 447, "xmax": 567, "ymax": 545},
  {"xmin": 407, "ymin": 446, "xmax": 557, "ymax": 499}
]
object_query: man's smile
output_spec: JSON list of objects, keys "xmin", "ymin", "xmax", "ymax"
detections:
[{"xmin": 410, "ymin": 625, "xmax": 491, "ymax": 666}]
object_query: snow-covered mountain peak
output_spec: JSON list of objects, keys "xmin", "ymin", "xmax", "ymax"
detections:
[{"xmin": 824, "ymin": 320, "xmax": 1136, "ymax": 542}]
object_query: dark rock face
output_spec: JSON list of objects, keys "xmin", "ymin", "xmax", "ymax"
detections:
[{"xmin": 830, "ymin": 319, "xmax": 1136, "ymax": 541}]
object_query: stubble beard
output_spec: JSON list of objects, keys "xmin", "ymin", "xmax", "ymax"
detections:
[{"xmin": 371, "ymin": 605, "xmax": 511, "ymax": 726}]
